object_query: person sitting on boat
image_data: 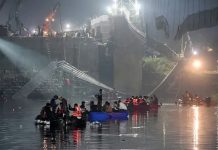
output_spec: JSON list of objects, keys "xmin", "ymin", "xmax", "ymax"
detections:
[
  {"xmin": 147, "ymin": 96, "xmax": 153, "ymax": 105},
  {"xmin": 103, "ymin": 101, "xmax": 113, "ymax": 113},
  {"xmin": 141, "ymin": 97, "xmax": 148, "ymax": 106},
  {"xmin": 58, "ymin": 97, "xmax": 69, "ymax": 118},
  {"xmin": 143, "ymin": 96, "xmax": 148, "ymax": 103},
  {"xmin": 102, "ymin": 101, "xmax": 108, "ymax": 112},
  {"xmin": 112, "ymin": 101, "xmax": 119, "ymax": 112},
  {"xmin": 152, "ymin": 95, "xmax": 159, "ymax": 105},
  {"xmin": 118, "ymin": 100, "xmax": 127, "ymax": 111},
  {"xmin": 90, "ymin": 101, "xmax": 98, "ymax": 112},
  {"xmin": 124, "ymin": 97, "xmax": 131, "ymax": 105},
  {"xmin": 138, "ymin": 96, "xmax": 144, "ymax": 104},
  {"xmin": 50, "ymin": 95, "xmax": 58, "ymax": 114},
  {"xmin": 37, "ymin": 103, "xmax": 53, "ymax": 121},
  {"xmin": 133, "ymin": 96, "xmax": 138, "ymax": 105},
  {"xmin": 80, "ymin": 101, "xmax": 88, "ymax": 119},
  {"xmin": 80, "ymin": 101, "xmax": 87, "ymax": 113},
  {"xmin": 106, "ymin": 102, "xmax": 113, "ymax": 113},
  {"xmin": 185, "ymin": 91, "xmax": 193, "ymax": 105},
  {"xmin": 127, "ymin": 99, "xmax": 134, "ymax": 113},
  {"xmin": 205, "ymin": 97, "xmax": 211, "ymax": 106},
  {"xmin": 69, "ymin": 103, "xmax": 82, "ymax": 119}
]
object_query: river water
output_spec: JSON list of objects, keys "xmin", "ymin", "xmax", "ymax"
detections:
[{"xmin": 0, "ymin": 102, "xmax": 217, "ymax": 150}]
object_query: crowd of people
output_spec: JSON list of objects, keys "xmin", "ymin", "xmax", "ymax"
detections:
[
  {"xmin": 124, "ymin": 95, "xmax": 159, "ymax": 106},
  {"xmin": 36, "ymin": 95, "xmax": 88, "ymax": 124},
  {"xmin": 88, "ymin": 89, "xmax": 128, "ymax": 113},
  {"xmin": 36, "ymin": 89, "xmax": 129, "ymax": 124}
]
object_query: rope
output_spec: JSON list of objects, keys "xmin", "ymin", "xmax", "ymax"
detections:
[{"xmin": 148, "ymin": 61, "xmax": 178, "ymax": 96}]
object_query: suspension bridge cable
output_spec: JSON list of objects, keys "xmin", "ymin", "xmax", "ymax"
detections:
[
  {"xmin": 148, "ymin": 62, "xmax": 178, "ymax": 96},
  {"xmin": 172, "ymin": 0, "xmax": 176, "ymax": 34}
]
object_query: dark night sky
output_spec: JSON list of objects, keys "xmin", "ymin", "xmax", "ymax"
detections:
[{"xmin": 0, "ymin": 0, "xmax": 111, "ymax": 31}]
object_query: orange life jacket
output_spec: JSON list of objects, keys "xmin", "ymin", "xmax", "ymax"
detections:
[{"xmin": 71, "ymin": 106, "xmax": 82, "ymax": 117}]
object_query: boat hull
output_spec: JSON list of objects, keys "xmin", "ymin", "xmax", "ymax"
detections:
[{"xmin": 88, "ymin": 111, "xmax": 129, "ymax": 122}]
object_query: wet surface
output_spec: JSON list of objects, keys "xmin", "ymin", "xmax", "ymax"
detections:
[{"xmin": 0, "ymin": 102, "xmax": 218, "ymax": 150}]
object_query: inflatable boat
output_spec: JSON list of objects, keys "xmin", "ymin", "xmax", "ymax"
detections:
[{"xmin": 88, "ymin": 111, "xmax": 129, "ymax": 122}]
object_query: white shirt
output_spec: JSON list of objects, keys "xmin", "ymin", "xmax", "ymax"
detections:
[{"xmin": 119, "ymin": 102, "xmax": 127, "ymax": 110}]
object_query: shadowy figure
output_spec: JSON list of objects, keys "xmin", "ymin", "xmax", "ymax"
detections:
[
  {"xmin": 90, "ymin": 101, "xmax": 98, "ymax": 112},
  {"xmin": 50, "ymin": 95, "xmax": 58, "ymax": 113},
  {"xmin": 95, "ymin": 89, "xmax": 102, "ymax": 112}
]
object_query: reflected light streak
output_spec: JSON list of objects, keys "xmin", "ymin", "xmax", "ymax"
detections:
[
  {"xmin": 132, "ymin": 112, "xmax": 138, "ymax": 127},
  {"xmin": 163, "ymin": 122, "xmax": 166, "ymax": 148},
  {"xmin": 43, "ymin": 139, "xmax": 48, "ymax": 150},
  {"xmin": 193, "ymin": 106, "xmax": 199, "ymax": 150},
  {"xmin": 72, "ymin": 129, "xmax": 81, "ymax": 146}
]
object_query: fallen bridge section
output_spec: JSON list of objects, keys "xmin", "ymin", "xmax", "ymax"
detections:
[{"xmin": 12, "ymin": 60, "xmax": 114, "ymax": 100}]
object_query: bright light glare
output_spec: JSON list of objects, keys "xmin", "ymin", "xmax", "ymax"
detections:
[
  {"xmin": 208, "ymin": 48, "xmax": 213, "ymax": 52},
  {"xmin": 32, "ymin": 29, "xmax": 36, "ymax": 34},
  {"xmin": 193, "ymin": 50, "xmax": 198, "ymax": 55},
  {"xmin": 119, "ymin": 7, "xmax": 124, "ymax": 12},
  {"xmin": 65, "ymin": 23, "xmax": 71, "ymax": 29},
  {"xmin": 134, "ymin": 1, "xmax": 140, "ymax": 15},
  {"xmin": 192, "ymin": 59, "xmax": 202, "ymax": 69},
  {"xmin": 107, "ymin": 6, "xmax": 112, "ymax": 14},
  {"xmin": 112, "ymin": 3, "xmax": 118, "ymax": 9}
]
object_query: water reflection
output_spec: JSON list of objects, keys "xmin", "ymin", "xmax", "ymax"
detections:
[
  {"xmin": 118, "ymin": 121, "xmax": 128, "ymax": 134},
  {"xmin": 37, "ymin": 124, "xmax": 85, "ymax": 150},
  {"xmin": 72, "ymin": 129, "xmax": 81, "ymax": 148},
  {"xmin": 163, "ymin": 121, "xmax": 166, "ymax": 148},
  {"xmin": 1, "ymin": 105, "xmax": 218, "ymax": 149},
  {"xmin": 37, "ymin": 126, "xmax": 57, "ymax": 150},
  {"xmin": 193, "ymin": 106, "xmax": 199, "ymax": 150}
]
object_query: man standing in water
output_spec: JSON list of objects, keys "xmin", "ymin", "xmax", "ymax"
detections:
[{"xmin": 95, "ymin": 89, "xmax": 103, "ymax": 112}]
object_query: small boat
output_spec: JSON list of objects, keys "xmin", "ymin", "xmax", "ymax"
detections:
[
  {"xmin": 128, "ymin": 103, "xmax": 160, "ymax": 113},
  {"xmin": 35, "ymin": 115, "xmax": 86, "ymax": 128},
  {"xmin": 88, "ymin": 112, "xmax": 110, "ymax": 122},
  {"xmin": 35, "ymin": 119, "xmax": 51, "ymax": 125},
  {"xmin": 149, "ymin": 104, "xmax": 160, "ymax": 112},
  {"xmin": 67, "ymin": 116, "xmax": 86, "ymax": 128},
  {"xmin": 88, "ymin": 111, "xmax": 129, "ymax": 122},
  {"xmin": 35, "ymin": 119, "xmax": 61, "ymax": 128}
]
